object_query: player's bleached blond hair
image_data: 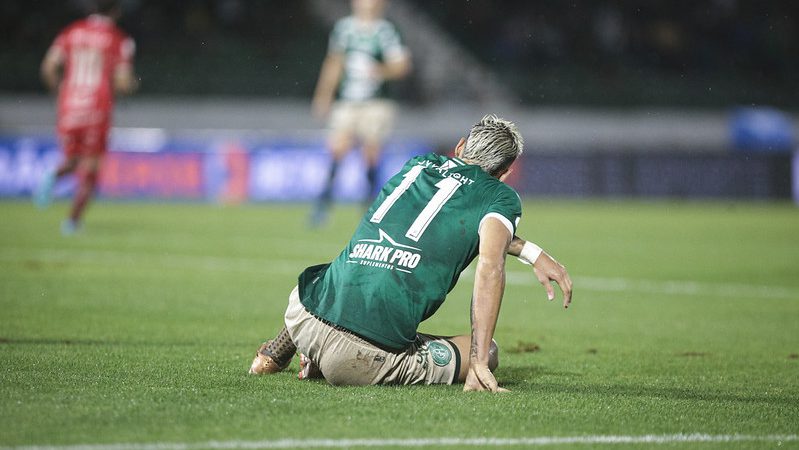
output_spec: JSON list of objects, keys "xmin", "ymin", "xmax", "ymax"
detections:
[{"xmin": 462, "ymin": 114, "xmax": 524, "ymax": 176}]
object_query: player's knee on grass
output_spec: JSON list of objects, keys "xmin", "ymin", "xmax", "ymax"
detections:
[
  {"xmin": 489, "ymin": 339, "xmax": 499, "ymax": 372},
  {"xmin": 450, "ymin": 335, "xmax": 499, "ymax": 382}
]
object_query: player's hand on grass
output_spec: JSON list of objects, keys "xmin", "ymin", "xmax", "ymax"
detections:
[
  {"xmin": 463, "ymin": 363, "xmax": 508, "ymax": 393},
  {"xmin": 532, "ymin": 252, "xmax": 573, "ymax": 308}
]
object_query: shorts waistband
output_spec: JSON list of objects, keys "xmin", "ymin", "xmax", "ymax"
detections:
[{"xmin": 308, "ymin": 311, "xmax": 406, "ymax": 354}]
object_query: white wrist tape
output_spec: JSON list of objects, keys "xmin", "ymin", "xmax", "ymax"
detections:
[{"xmin": 517, "ymin": 241, "xmax": 543, "ymax": 265}]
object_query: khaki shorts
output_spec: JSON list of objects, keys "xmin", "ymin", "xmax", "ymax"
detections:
[
  {"xmin": 329, "ymin": 99, "xmax": 396, "ymax": 143},
  {"xmin": 284, "ymin": 286, "xmax": 460, "ymax": 386}
]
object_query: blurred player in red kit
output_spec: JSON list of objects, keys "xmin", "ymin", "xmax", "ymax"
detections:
[{"xmin": 35, "ymin": 0, "xmax": 137, "ymax": 234}]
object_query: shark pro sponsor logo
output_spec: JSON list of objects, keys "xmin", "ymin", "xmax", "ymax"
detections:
[{"xmin": 346, "ymin": 229, "xmax": 422, "ymax": 273}]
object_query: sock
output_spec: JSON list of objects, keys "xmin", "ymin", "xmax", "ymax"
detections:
[
  {"xmin": 366, "ymin": 165, "xmax": 378, "ymax": 197},
  {"xmin": 262, "ymin": 327, "xmax": 297, "ymax": 368},
  {"xmin": 319, "ymin": 160, "xmax": 339, "ymax": 204}
]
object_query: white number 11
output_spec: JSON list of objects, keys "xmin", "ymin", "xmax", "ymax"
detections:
[{"xmin": 370, "ymin": 165, "xmax": 462, "ymax": 242}]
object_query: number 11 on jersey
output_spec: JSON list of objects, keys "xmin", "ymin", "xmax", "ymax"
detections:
[{"xmin": 370, "ymin": 164, "xmax": 462, "ymax": 242}]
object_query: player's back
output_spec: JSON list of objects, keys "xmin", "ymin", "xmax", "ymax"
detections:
[
  {"xmin": 299, "ymin": 153, "xmax": 522, "ymax": 349},
  {"xmin": 53, "ymin": 15, "xmax": 133, "ymax": 125}
]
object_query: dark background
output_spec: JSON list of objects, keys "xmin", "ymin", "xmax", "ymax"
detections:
[{"xmin": 2, "ymin": 0, "xmax": 797, "ymax": 107}]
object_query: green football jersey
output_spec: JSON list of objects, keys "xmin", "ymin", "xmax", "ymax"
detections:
[
  {"xmin": 328, "ymin": 16, "xmax": 406, "ymax": 101},
  {"xmin": 298, "ymin": 153, "xmax": 522, "ymax": 350}
]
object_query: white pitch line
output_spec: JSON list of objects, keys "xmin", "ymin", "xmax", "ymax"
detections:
[
  {"xmin": 2, "ymin": 434, "xmax": 798, "ymax": 450},
  {"xmin": 2, "ymin": 247, "xmax": 798, "ymax": 300}
]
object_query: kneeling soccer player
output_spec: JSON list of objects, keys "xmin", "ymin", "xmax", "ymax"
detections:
[{"xmin": 250, "ymin": 114, "xmax": 572, "ymax": 392}]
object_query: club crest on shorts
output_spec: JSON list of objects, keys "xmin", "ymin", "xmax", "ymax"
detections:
[{"xmin": 427, "ymin": 341, "xmax": 452, "ymax": 366}]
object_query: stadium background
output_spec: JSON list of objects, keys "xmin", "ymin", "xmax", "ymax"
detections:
[
  {"xmin": 0, "ymin": 0, "xmax": 796, "ymax": 202},
  {"xmin": 2, "ymin": 2, "xmax": 799, "ymax": 448}
]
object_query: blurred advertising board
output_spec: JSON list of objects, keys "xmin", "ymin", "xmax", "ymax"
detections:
[
  {"xmin": 0, "ymin": 131, "xmax": 792, "ymax": 200},
  {"xmin": 730, "ymin": 108, "xmax": 795, "ymax": 153},
  {"xmin": 794, "ymin": 151, "xmax": 799, "ymax": 205},
  {"xmin": 0, "ymin": 131, "xmax": 429, "ymax": 202}
]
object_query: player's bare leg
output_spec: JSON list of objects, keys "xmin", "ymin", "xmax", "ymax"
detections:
[
  {"xmin": 56, "ymin": 157, "xmax": 80, "ymax": 178},
  {"xmin": 310, "ymin": 132, "xmax": 354, "ymax": 227},
  {"xmin": 362, "ymin": 139, "xmax": 382, "ymax": 207},
  {"xmin": 447, "ymin": 334, "xmax": 499, "ymax": 383},
  {"xmin": 34, "ymin": 156, "xmax": 78, "ymax": 208},
  {"xmin": 249, "ymin": 326, "xmax": 297, "ymax": 375},
  {"xmin": 63, "ymin": 156, "xmax": 100, "ymax": 234},
  {"xmin": 298, "ymin": 353, "xmax": 323, "ymax": 380}
]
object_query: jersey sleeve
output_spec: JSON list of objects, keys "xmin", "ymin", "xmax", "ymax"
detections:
[
  {"xmin": 48, "ymin": 27, "xmax": 70, "ymax": 60},
  {"xmin": 479, "ymin": 184, "xmax": 522, "ymax": 237},
  {"xmin": 117, "ymin": 36, "xmax": 135, "ymax": 66},
  {"xmin": 328, "ymin": 19, "xmax": 348, "ymax": 54},
  {"xmin": 377, "ymin": 21, "xmax": 406, "ymax": 62}
]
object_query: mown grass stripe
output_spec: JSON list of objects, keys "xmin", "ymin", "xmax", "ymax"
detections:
[{"xmin": 3, "ymin": 247, "xmax": 797, "ymax": 300}]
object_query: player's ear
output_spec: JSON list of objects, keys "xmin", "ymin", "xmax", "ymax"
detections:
[{"xmin": 454, "ymin": 138, "xmax": 466, "ymax": 157}]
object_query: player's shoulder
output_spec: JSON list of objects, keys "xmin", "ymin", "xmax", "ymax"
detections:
[
  {"xmin": 407, "ymin": 152, "xmax": 446, "ymax": 167},
  {"xmin": 484, "ymin": 171, "xmax": 519, "ymax": 195},
  {"xmin": 468, "ymin": 166, "xmax": 521, "ymax": 205},
  {"xmin": 375, "ymin": 18, "xmax": 399, "ymax": 32},
  {"xmin": 496, "ymin": 179, "xmax": 521, "ymax": 203},
  {"xmin": 333, "ymin": 16, "xmax": 356, "ymax": 32},
  {"xmin": 58, "ymin": 18, "xmax": 89, "ymax": 36},
  {"xmin": 51, "ymin": 18, "xmax": 85, "ymax": 47}
]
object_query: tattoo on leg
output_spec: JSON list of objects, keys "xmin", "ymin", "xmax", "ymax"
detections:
[{"xmin": 262, "ymin": 327, "xmax": 297, "ymax": 368}]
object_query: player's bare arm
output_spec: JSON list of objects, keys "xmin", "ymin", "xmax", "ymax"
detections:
[
  {"xmin": 40, "ymin": 47, "xmax": 64, "ymax": 93},
  {"xmin": 508, "ymin": 236, "xmax": 573, "ymax": 308},
  {"xmin": 464, "ymin": 217, "xmax": 512, "ymax": 393},
  {"xmin": 114, "ymin": 63, "xmax": 138, "ymax": 95},
  {"xmin": 375, "ymin": 53, "xmax": 411, "ymax": 81},
  {"xmin": 311, "ymin": 52, "xmax": 344, "ymax": 119}
]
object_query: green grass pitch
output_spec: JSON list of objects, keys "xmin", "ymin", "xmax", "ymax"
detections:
[{"xmin": 1, "ymin": 199, "xmax": 798, "ymax": 449}]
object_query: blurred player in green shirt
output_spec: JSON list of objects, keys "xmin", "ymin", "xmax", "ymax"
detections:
[
  {"xmin": 310, "ymin": 0, "xmax": 411, "ymax": 226},
  {"xmin": 251, "ymin": 115, "xmax": 573, "ymax": 392}
]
